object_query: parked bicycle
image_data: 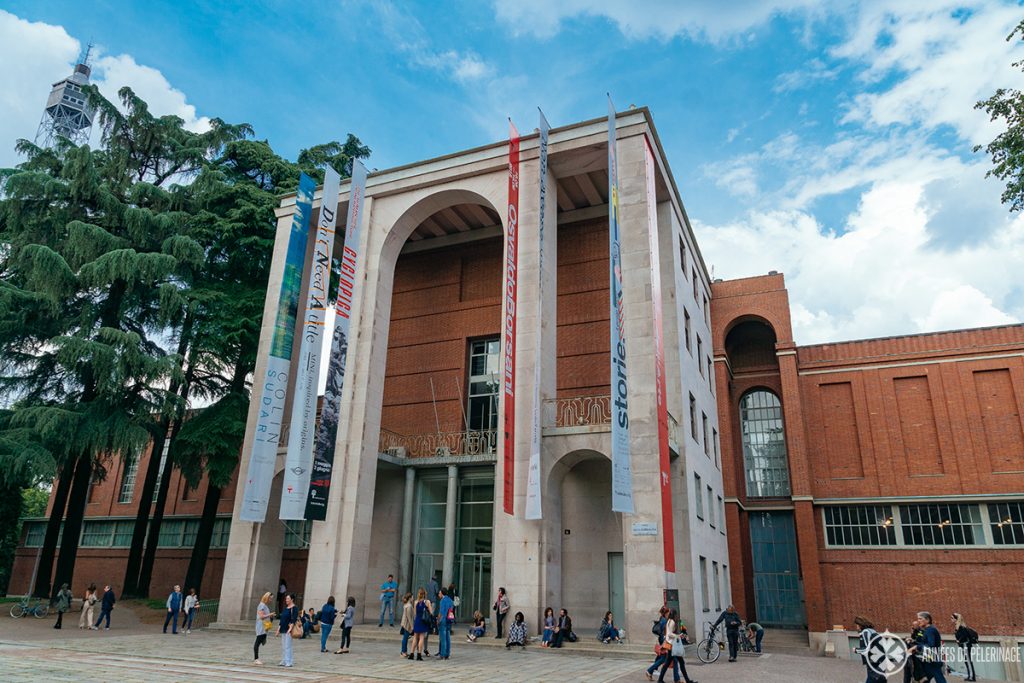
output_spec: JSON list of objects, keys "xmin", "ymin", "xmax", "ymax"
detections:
[
  {"xmin": 738, "ymin": 621, "xmax": 761, "ymax": 655},
  {"xmin": 9, "ymin": 595, "xmax": 50, "ymax": 619},
  {"xmin": 696, "ymin": 621, "xmax": 724, "ymax": 663}
]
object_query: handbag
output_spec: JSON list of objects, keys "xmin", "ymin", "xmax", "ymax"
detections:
[
  {"xmin": 289, "ymin": 621, "xmax": 303, "ymax": 638},
  {"xmin": 671, "ymin": 638, "xmax": 686, "ymax": 657},
  {"xmin": 262, "ymin": 619, "xmax": 273, "ymax": 632}
]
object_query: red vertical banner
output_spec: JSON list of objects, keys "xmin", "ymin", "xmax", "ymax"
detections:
[
  {"xmin": 644, "ymin": 135, "xmax": 675, "ymax": 573},
  {"xmin": 503, "ymin": 120, "xmax": 520, "ymax": 516}
]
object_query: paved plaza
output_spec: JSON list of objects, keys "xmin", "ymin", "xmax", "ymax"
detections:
[{"xmin": 0, "ymin": 611, "xmax": 890, "ymax": 683}]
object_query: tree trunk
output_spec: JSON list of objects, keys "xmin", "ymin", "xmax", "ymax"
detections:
[
  {"xmin": 136, "ymin": 417, "xmax": 181, "ymax": 597},
  {"xmin": 33, "ymin": 464, "xmax": 73, "ymax": 598},
  {"xmin": 50, "ymin": 452, "xmax": 93, "ymax": 600},
  {"xmin": 0, "ymin": 481, "xmax": 26, "ymax": 595},
  {"xmin": 121, "ymin": 421, "xmax": 170, "ymax": 597},
  {"xmin": 183, "ymin": 483, "xmax": 221, "ymax": 595}
]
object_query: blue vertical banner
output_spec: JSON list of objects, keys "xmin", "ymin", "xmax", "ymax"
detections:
[
  {"xmin": 281, "ymin": 167, "xmax": 343, "ymax": 520},
  {"xmin": 525, "ymin": 108, "xmax": 549, "ymax": 521},
  {"xmin": 239, "ymin": 173, "xmax": 316, "ymax": 523},
  {"xmin": 608, "ymin": 95, "xmax": 634, "ymax": 514},
  {"xmin": 305, "ymin": 160, "xmax": 369, "ymax": 520}
]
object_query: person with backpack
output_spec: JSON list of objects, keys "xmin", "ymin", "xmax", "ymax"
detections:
[
  {"xmin": 854, "ymin": 616, "xmax": 886, "ymax": 683},
  {"xmin": 656, "ymin": 608, "xmax": 697, "ymax": 683},
  {"xmin": 645, "ymin": 606, "xmax": 669, "ymax": 681},
  {"xmin": 951, "ymin": 613, "xmax": 978, "ymax": 682}
]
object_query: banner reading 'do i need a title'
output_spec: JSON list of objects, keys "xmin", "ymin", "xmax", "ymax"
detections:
[
  {"xmin": 502, "ymin": 119, "xmax": 520, "ymax": 516},
  {"xmin": 644, "ymin": 134, "xmax": 675, "ymax": 572},
  {"xmin": 608, "ymin": 96, "xmax": 634, "ymax": 514},
  {"xmin": 305, "ymin": 159, "xmax": 368, "ymax": 521},
  {"xmin": 280, "ymin": 167, "xmax": 343, "ymax": 520},
  {"xmin": 525, "ymin": 109, "xmax": 550, "ymax": 521},
  {"xmin": 239, "ymin": 173, "xmax": 316, "ymax": 523}
]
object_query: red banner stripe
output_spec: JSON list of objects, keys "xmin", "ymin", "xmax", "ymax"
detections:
[{"xmin": 503, "ymin": 120, "xmax": 520, "ymax": 516}]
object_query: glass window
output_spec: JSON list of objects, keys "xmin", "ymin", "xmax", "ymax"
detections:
[
  {"xmin": 23, "ymin": 521, "xmax": 48, "ymax": 547},
  {"xmin": 707, "ymin": 357, "xmax": 713, "ymax": 386},
  {"xmin": 899, "ymin": 503, "xmax": 983, "ymax": 546},
  {"xmin": 823, "ymin": 505, "xmax": 897, "ymax": 546},
  {"xmin": 699, "ymin": 556, "xmax": 709, "ymax": 612},
  {"xmin": 689, "ymin": 394, "xmax": 698, "ymax": 441},
  {"xmin": 153, "ymin": 438, "xmax": 170, "ymax": 502},
  {"xmin": 467, "ymin": 339, "xmax": 500, "ymax": 449},
  {"xmin": 740, "ymin": 390, "xmax": 791, "ymax": 498},
  {"xmin": 712, "ymin": 428, "xmax": 719, "ymax": 468},
  {"xmin": 702, "ymin": 412, "xmax": 710, "ymax": 456},
  {"xmin": 692, "ymin": 272, "xmax": 699, "ymax": 301},
  {"xmin": 81, "ymin": 521, "xmax": 115, "ymax": 547},
  {"xmin": 697, "ymin": 336, "xmax": 704, "ymax": 376},
  {"xmin": 158, "ymin": 520, "xmax": 184, "ymax": 547},
  {"xmin": 989, "ymin": 502, "xmax": 1024, "ymax": 545},
  {"xmin": 416, "ymin": 477, "xmax": 447, "ymax": 556},
  {"xmin": 283, "ymin": 520, "xmax": 312, "ymax": 548},
  {"xmin": 118, "ymin": 452, "xmax": 139, "ymax": 504},
  {"xmin": 684, "ymin": 310, "xmax": 692, "ymax": 354},
  {"xmin": 708, "ymin": 485, "xmax": 716, "ymax": 528},
  {"xmin": 712, "ymin": 561, "xmax": 721, "ymax": 611},
  {"xmin": 678, "ymin": 237, "xmax": 687, "ymax": 278},
  {"xmin": 113, "ymin": 520, "xmax": 134, "ymax": 547},
  {"xmin": 718, "ymin": 496, "xmax": 725, "ymax": 534},
  {"xmin": 694, "ymin": 473, "xmax": 703, "ymax": 519}
]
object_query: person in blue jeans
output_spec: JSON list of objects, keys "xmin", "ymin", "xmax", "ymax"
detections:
[
  {"xmin": 163, "ymin": 585, "xmax": 183, "ymax": 634},
  {"xmin": 918, "ymin": 611, "xmax": 948, "ymax": 683},
  {"xmin": 379, "ymin": 574, "xmax": 397, "ymax": 627},
  {"xmin": 319, "ymin": 596, "xmax": 337, "ymax": 652},
  {"xmin": 746, "ymin": 621, "xmax": 764, "ymax": 653},
  {"xmin": 437, "ymin": 587, "xmax": 454, "ymax": 660}
]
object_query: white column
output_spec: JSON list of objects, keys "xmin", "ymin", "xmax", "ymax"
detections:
[
  {"xmin": 398, "ymin": 466, "xmax": 416, "ymax": 594},
  {"xmin": 442, "ymin": 465, "xmax": 458, "ymax": 586}
]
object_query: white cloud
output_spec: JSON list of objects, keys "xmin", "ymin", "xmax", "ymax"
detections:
[
  {"xmin": 774, "ymin": 57, "xmax": 840, "ymax": 92},
  {"xmin": 492, "ymin": 0, "xmax": 826, "ymax": 42},
  {"xmin": 413, "ymin": 49, "xmax": 493, "ymax": 83},
  {"xmin": 0, "ymin": 9, "xmax": 209, "ymax": 169}
]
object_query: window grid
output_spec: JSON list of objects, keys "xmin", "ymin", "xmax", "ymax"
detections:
[
  {"xmin": 899, "ymin": 503, "xmax": 983, "ymax": 546},
  {"xmin": 824, "ymin": 505, "xmax": 898, "ymax": 546},
  {"xmin": 118, "ymin": 452, "xmax": 139, "ymax": 504},
  {"xmin": 740, "ymin": 390, "xmax": 791, "ymax": 498},
  {"xmin": 989, "ymin": 502, "xmax": 1024, "ymax": 545},
  {"xmin": 822, "ymin": 503, "xmax": 1024, "ymax": 548},
  {"xmin": 72, "ymin": 518, "xmax": 234, "ymax": 548}
]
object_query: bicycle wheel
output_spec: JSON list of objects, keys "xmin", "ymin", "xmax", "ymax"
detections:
[
  {"xmin": 33, "ymin": 603, "xmax": 49, "ymax": 618},
  {"xmin": 10, "ymin": 603, "xmax": 25, "ymax": 618},
  {"xmin": 697, "ymin": 637, "xmax": 721, "ymax": 663}
]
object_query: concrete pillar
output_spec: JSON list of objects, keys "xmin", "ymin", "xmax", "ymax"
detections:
[
  {"xmin": 398, "ymin": 466, "xmax": 416, "ymax": 594},
  {"xmin": 442, "ymin": 465, "xmax": 458, "ymax": 586},
  {"xmin": 492, "ymin": 134, "xmax": 559, "ymax": 632}
]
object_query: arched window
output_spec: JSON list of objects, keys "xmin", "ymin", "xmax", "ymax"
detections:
[{"xmin": 740, "ymin": 390, "xmax": 791, "ymax": 498}]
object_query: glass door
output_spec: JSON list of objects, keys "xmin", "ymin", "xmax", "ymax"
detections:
[{"xmin": 750, "ymin": 511, "xmax": 805, "ymax": 627}]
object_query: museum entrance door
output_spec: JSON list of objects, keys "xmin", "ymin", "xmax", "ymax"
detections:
[{"xmin": 750, "ymin": 511, "xmax": 805, "ymax": 627}]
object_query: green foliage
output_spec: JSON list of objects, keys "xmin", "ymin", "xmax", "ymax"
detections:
[{"xmin": 975, "ymin": 19, "xmax": 1024, "ymax": 211}]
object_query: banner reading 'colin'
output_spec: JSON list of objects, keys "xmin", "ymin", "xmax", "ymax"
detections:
[
  {"xmin": 525, "ymin": 109, "xmax": 549, "ymax": 521},
  {"xmin": 305, "ymin": 159, "xmax": 369, "ymax": 521},
  {"xmin": 644, "ymin": 134, "xmax": 675, "ymax": 571},
  {"xmin": 239, "ymin": 173, "xmax": 316, "ymax": 523},
  {"xmin": 280, "ymin": 167, "xmax": 343, "ymax": 520},
  {"xmin": 503, "ymin": 120, "xmax": 520, "ymax": 516},
  {"xmin": 608, "ymin": 96, "xmax": 634, "ymax": 514}
]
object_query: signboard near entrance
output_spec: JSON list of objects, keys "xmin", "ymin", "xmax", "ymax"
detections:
[{"xmin": 632, "ymin": 522, "xmax": 658, "ymax": 536}]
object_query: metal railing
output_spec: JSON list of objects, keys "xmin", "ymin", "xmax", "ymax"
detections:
[
  {"xmin": 543, "ymin": 394, "xmax": 612, "ymax": 427},
  {"xmin": 379, "ymin": 428, "xmax": 497, "ymax": 458}
]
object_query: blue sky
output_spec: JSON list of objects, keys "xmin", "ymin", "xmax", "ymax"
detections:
[{"xmin": 2, "ymin": 1, "xmax": 1023, "ymax": 343}]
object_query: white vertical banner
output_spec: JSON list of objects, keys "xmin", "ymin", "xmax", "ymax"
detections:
[
  {"xmin": 525, "ymin": 108, "xmax": 549, "ymax": 521},
  {"xmin": 608, "ymin": 95, "xmax": 634, "ymax": 514},
  {"xmin": 280, "ymin": 167, "xmax": 343, "ymax": 520}
]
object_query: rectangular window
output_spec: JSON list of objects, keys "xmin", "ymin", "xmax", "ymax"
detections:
[
  {"xmin": 712, "ymin": 428, "xmax": 720, "ymax": 468},
  {"xmin": 112, "ymin": 520, "xmax": 134, "ymax": 547},
  {"xmin": 712, "ymin": 561, "xmax": 721, "ymax": 611},
  {"xmin": 689, "ymin": 394, "xmax": 698, "ymax": 441},
  {"xmin": 692, "ymin": 272, "xmax": 699, "ymax": 302},
  {"xmin": 723, "ymin": 564, "xmax": 729, "ymax": 602},
  {"xmin": 824, "ymin": 505, "xmax": 898, "ymax": 546},
  {"xmin": 81, "ymin": 520, "xmax": 116, "ymax": 548},
  {"xmin": 708, "ymin": 486, "xmax": 716, "ymax": 528},
  {"xmin": 684, "ymin": 309, "xmax": 692, "ymax": 354},
  {"xmin": 283, "ymin": 520, "xmax": 313, "ymax": 549},
  {"xmin": 467, "ymin": 338, "xmax": 501, "ymax": 452},
  {"xmin": 153, "ymin": 438, "xmax": 171, "ymax": 502},
  {"xmin": 23, "ymin": 521, "xmax": 49, "ymax": 547},
  {"xmin": 899, "ymin": 503, "xmax": 983, "ymax": 546},
  {"xmin": 707, "ymin": 357, "xmax": 713, "ymax": 386},
  {"xmin": 704, "ymin": 294, "xmax": 710, "ymax": 327},
  {"xmin": 989, "ymin": 502, "xmax": 1024, "ymax": 545},
  {"xmin": 678, "ymin": 237, "xmax": 687, "ymax": 278},
  {"xmin": 702, "ymin": 412, "xmax": 710, "ymax": 455},
  {"xmin": 694, "ymin": 473, "xmax": 704, "ymax": 520},
  {"xmin": 697, "ymin": 336, "xmax": 704, "ymax": 376},
  {"xmin": 699, "ymin": 556, "xmax": 709, "ymax": 612},
  {"xmin": 118, "ymin": 452, "xmax": 139, "ymax": 504},
  {"xmin": 718, "ymin": 496, "xmax": 725, "ymax": 534}
]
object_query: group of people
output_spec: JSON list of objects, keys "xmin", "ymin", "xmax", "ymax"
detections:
[
  {"xmin": 50, "ymin": 583, "xmax": 117, "ymax": 631},
  {"xmin": 644, "ymin": 606, "xmax": 697, "ymax": 683},
  {"xmin": 253, "ymin": 587, "xmax": 357, "ymax": 667},
  {"xmin": 856, "ymin": 611, "xmax": 980, "ymax": 683},
  {"xmin": 162, "ymin": 584, "xmax": 201, "ymax": 634}
]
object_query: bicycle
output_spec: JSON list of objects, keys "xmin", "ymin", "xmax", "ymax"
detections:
[
  {"xmin": 9, "ymin": 595, "xmax": 50, "ymax": 619},
  {"xmin": 696, "ymin": 621, "xmax": 724, "ymax": 663},
  {"xmin": 738, "ymin": 623, "xmax": 761, "ymax": 655}
]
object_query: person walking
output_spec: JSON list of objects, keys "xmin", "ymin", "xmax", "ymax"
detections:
[
  {"xmin": 53, "ymin": 582, "xmax": 73, "ymax": 629},
  {"xmin": 411, "ymin": 588, "xmax": 432, "ymax": 661},
  {"xmin": 78, "ymin": 583, "xmax": 97, "ymax": 629},
  {"xmin": 163, "ymin": 584, "xmax": 183, "ymax": 634},
  {"xmin": 93, "ymin": 585, "xmax": 115, "ymax": 630},
  {"xmin": 278, "ymin": 593, "xmax": 299, "ymax": 667},
  {"xmin": 319, "ymin": 596, "xmax": 338, "ymax": 653},
  {"xmin": 254, "ymin": 591, "xmax": 274, "ymax": 665},
  {"xmin": 712, "ymin": 604, "xmax": 743, "ymax": 662},
  {"xmin": 918, "ymin": 611, "xmax": 948, "ymax": 683},
  {"xmin": 399, "ymin": 593, "xmax": 414, "ymax": 657},
  {"xmin": 657, "ymin": 609, "xmax": 697, "ymax": 683},
  {"xmin": 436, "ymin": 586, "xmax": 454, "ymax": 660},
  {"xmin": 334, "ymin": 597, "xmax": 356, "ymax": 654},
  {"xmin": 379, "ymin": 574, "xmax": 397, "ymax": 627},
  {"xmin": 541, "ymin": 607, "xmax": 556, "ymax": 647},
  {"xmin": 746, "ymin": 620, "xmax": 764, "ymax": 653},
  {"xmin": 854, "ymin": 616, "xmax": 886, "ymax": 683},
  {"xmin": 492, "ymin": 586, "xmax": 510, "ymax": 638},
  {"xmin": 952, "ymin": 613, "xmax": 978, "ymax": 682},
  {"xmin": 182, "ymin": 588, "xmax": 199, "ymax": 634},
  {"xmin": 645, "ymin": 606, "xmax": 669, "ymax": 680}
]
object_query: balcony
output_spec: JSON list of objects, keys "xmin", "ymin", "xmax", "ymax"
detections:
[
  {"xmin": 542, "ymin": 394, "xmax": 680, "ymax": 455},
  {"xmin": 379, "ymin": 428, "xmax": 497, "ymax": 460}
]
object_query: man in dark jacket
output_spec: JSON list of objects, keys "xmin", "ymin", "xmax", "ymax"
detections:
[
  {"xmin": 713, "ymin": 605, "xmax": 743, "ymax": 661},
  {"xmin": 550, "ymin": 609, "xmax": 573, "ymax": 648},
  {"xmin": 918, "ymin": 612, "xmax": 948, "ymax": 683},
  {"xmin": 53, "ymin": 583, "xmax": 73, "ymax": 629},
  {"xmin": 94, "ymin": 585, "xmax": 115, "ymax": 630}
]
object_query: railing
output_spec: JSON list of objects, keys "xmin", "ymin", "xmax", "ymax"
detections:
[
  {"xmin": 190, "ymin": 599, "xmax": 219, "ymax": 630},
  {"xmin": 543, "ymin": 394, "xmax": 612, "ymax": 428},
  {"xmin": 379, "ymin": 428, "xmax": 497, "ymax": 458}
]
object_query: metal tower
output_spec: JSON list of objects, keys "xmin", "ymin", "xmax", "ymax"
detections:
[{"xmin": 34, "ymin": 43, "xmax": 97, "ymax": 148}]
